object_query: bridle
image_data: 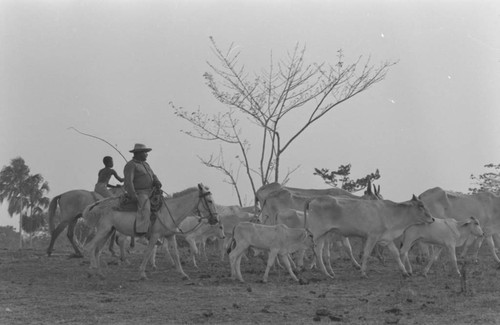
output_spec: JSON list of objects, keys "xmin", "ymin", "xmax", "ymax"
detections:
[
  {"xmin": 156, "ymin": 186, "xmax": 220, "ymax": 235},
  {"xmin": 194, "ymin": 188, "xmax": 219, "ymax": 225}
]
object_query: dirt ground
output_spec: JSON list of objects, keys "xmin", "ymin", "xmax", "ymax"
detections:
[{"xmin": 1, "ymin": 238, "xmax": 500, "ymax": 325}]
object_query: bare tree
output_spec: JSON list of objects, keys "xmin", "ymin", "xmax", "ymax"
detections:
[{"xmin": 173, "ymin": 37, "xmax": 397, "ymax": 200}]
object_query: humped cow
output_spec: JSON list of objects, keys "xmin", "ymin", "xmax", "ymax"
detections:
[
  {"xmin": 399, "ymin": 216, "xmax": 484, "ymax": 277},
  {"xmin": 228, "ymin": 222, "xmax": 314, "ymax": 283},
  {"xmin": 304, "ymin": 194, "xmax": 435, "ymax": 278}
]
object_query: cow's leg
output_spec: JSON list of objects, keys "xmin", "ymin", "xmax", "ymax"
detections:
[
  {"xmin": 263, "ymin": 250, "xmax": 279, "ymax": 283},
  {"xmin": 280, "ymin": 253, "xmax": 299, "ymax": 282},
  {"xmin": 386, "ymin": 241, "xmax": 410, "ymax": 277},
  {"xmin": 67, "ymin": 217, "xmax": 84, "ymax": 258},
  {"xmin": 322, "ymin": 237, "xmax": 333, "ymax": 275},
  {"xmin": 399, "ymin": 244, "xmax": 412, "ymax": 276},
  {"xmin": 229, "ymin": 244, "xmax": 247, "ymax": 282},
  {"xmin": 149, "ymin": 244, "xmax": 158, "ymax": 270},
  {"xmin": 447, "ymin": 245, "xmax": 461, "ymax": 276},
  {"xmin": 314, "ymin": 236, "xmax": 334, "ymax": 278},
  {"xmin": 166, "ymin": 236, "xmax": 190, "ymax": 280},
  {"xmin": 460, "ymin": 236, "xmax": 483, "ymax": 263},
  {"xmin": 187, "ymin": 238, "xmax": 199, "ymax": 268},
  {"xmin": 360, "ymin": 237, "xmax": 378, "ymax": 278},
  {"xmin": 423, "ymin": 246, "xmax": 443, "ymax": 277},
  {"xmin": 483, "ymin": 235, "xmax": 500, "ymax": 264},
  {"xmin": 341, "ymin": 237, "xmax": 361, "ymax": 270},
  {"xmin": 228, "ymin": 248, "xmax": 237, "ymax": 280}
]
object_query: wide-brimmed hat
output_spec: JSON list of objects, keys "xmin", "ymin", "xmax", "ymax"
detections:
[{"xmin": 129, "ymin": 143, "xmax": 152, "ymax": 153}]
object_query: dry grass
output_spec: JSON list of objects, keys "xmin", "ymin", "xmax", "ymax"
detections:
[{"xmin": 1, "ymin": 238, "xmax": 500, "ymax": 324}]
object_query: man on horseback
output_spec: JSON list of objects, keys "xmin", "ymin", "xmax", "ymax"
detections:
[
  {"xmin": 94, "ymin": 156, "xmax": 124, "ymax": 198},
  {"xmin": 124, "ymin": 143, "xmax": 162, "ymax": 236}
]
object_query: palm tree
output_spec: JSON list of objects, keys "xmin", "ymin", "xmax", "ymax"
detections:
[
  {"xmin": 21, "ymin": 174, "xmax": 50, "ymax": 247},
  {"xmin": 0, "ymin": 157, "xmax": 50, "ymax": 249}
]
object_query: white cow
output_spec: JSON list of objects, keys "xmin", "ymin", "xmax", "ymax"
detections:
[
  {"xmin": 258, "ymin": 188, "xmax": 362, "ymax": 270},
  {"xmin": 216, "ymin": 211, "xmax": 258, "ymax": 261},
  {"xmin": 176, "ymin": 216, "xmax": 225, "ymax": 268},
  {"xmin": 400, "ymin": 216, "xmax": 484, "ymax": 276},
  {"xmin": 228, "ymin": 222, "xmax": 314, "ymax": 283},
  {"xmin": 419, "ymin": 187, "xmax": 500, "ymax": 264},
  {"xmin": 304, "ymin": 195, "xmax": 435, "ymax": 278}
]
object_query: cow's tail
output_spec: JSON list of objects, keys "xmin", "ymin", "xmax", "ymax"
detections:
[
  {"xmin": 303, "ymin": 199, "xmax": 312, "ymax": 229},
  {"xmin": 254, "ymin": 195, "xmax": 260, "ymax": 221},
  {"xmin": 226, "ymin": 225, "xmax": 237, "ymax": 255},
  {"xmin": 48, "ymin": 194, "xmax": 62, "ymax": 233}
]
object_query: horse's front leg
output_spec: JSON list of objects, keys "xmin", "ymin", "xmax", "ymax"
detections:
[
  {"xmin": 138, "ymin": 233, "xmax": 161, "ymax": 280},
  {"xmin": 166, "ymin": 235, "xmax": 190, "ymax": 280}
]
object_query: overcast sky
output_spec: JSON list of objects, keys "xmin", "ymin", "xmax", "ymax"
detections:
[{"xmin": 1, "ymin": 0, "xmax": 499, "ymax": 229}]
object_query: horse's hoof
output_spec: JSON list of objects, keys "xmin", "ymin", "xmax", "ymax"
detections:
[{"xmin": 182, "ymin": 275, "xmax": 190, "ymax": 281}]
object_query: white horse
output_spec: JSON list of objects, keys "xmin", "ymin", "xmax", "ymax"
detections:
[{"xmin": 82, "ymin": 183, "xmax": 219, "ymax": 280}]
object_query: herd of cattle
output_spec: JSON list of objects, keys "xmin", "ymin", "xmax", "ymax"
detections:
[{"xmin": 48, "ymin": 182, "xmax": 500, "ymax": 283}]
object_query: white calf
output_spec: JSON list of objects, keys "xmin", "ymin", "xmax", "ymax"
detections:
[
  {"xmin": 400, "ymin": 216, "xmax": 484, "ymax": 276},
  {"xmin": 228, "ymin": 222, "xmax": 314, "ymax": 283}
]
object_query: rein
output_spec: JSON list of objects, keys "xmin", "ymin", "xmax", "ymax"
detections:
[{"xmin": 154, "ymin": 187, "xmax": 219, "ymax": 236}]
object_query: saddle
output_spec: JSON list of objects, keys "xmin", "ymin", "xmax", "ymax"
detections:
[{"xmin": 113, "ymin": 188, "xmax": 163, "ymax": 213}]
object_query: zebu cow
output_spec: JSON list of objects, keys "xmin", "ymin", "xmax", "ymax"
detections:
[
  {"xmin": 228, "ymin": 222, "xmax": 314, "ymax": 283},
  {"xmin": 258, "ymin": 186, "xmax": 384, "ymax": 270},
  {"xmin": 400, "ymin": 216, "xmax": 484, "ymax": 277},
  {"xmin": 255, "ymin": 181, "xmax": 382, "ymax": 212},
  {"xmin": 418, "ymin": 187, "xmax": 500, "ymax": 264},
  {"xmin": 304, "ymin": 195, "xmax": 435, "ymax": 278}
]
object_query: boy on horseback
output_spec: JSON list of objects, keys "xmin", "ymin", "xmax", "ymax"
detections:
[
  {"xmin": 123, "ymin": 143, "xmax": 162, "ymax": 236},
  {"xmin": 94, "ymin": 156, "xmax": 124, "ymax": 198}
]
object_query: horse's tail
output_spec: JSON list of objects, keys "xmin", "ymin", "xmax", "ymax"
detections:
[
  {"xmin": 48, "ymin": 194, "xmax": 62, "ymax": 233},
  {"xmin": 82, "ymin": 200, "xmax": 103, "ymax": 228}
]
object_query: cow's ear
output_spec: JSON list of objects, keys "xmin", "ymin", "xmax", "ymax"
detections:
[{"xmin": 412, "ymin": 194, "xmax": 418, "ymax": 201}]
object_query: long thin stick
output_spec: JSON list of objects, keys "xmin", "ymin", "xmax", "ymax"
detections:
[{"xmin": 68, "ymin": 127, "xmax": 127, "ymax": 162}]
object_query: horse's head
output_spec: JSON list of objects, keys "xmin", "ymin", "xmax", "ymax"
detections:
[{"xmin": 197, "ymin": 183, "xmax": 219, "ymax": 225}]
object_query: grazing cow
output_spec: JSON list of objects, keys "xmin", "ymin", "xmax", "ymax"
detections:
[
  {"xmin": 400, "ymin": 216, "xmax": 484, "ymax": 276},
  {"xmin": 418, "ymin": 187, "xmax": 500, "ymax": 264},
  {"xmin": 228, "ymin": 222, "xmax": 314, "ymax": 283},
  {"xmin": 304, "ymin": 195, "xmax": 435, "ymax": 278}
]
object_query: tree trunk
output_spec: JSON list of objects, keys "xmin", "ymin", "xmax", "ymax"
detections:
[{"xmin": 18, "ymin": 201, "xmax": 23, "ymax": 250}]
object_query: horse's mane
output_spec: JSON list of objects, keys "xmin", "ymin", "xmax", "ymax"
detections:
[{"xmin": 172, "ymin": 187, "xmax": 198, "ymax": 198}]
